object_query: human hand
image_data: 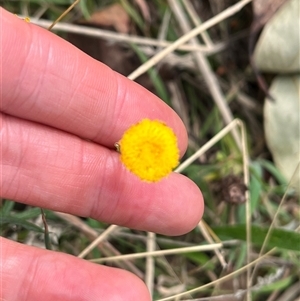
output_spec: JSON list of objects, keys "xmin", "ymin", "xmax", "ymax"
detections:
[{"xmin": 1, "ymin": 8, "xmax": 203, "ymax": 301}]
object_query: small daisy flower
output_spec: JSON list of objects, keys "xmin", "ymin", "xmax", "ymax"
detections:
[{"xmin": 118, "ymin": 119, "xmax": 180, "ymax": 182}]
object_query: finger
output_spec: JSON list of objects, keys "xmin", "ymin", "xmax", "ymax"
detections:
[
  {"xmin": 1, "ymin": 237, "xmax": 151, "ymax": 301},
  {"xmin": 1, "ymin": 114, "xmax": 204, "ymax": 235},
  {"xmin": 1, "ymin": 8, "xmax": 187, "ymax": 155}
]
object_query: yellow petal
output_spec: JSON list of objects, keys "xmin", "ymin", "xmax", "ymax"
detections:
[{"xmin": 119, "ymin": 119, "xmax": 179, "ymax": 182}]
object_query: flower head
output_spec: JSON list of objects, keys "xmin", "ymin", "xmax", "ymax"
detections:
[{"xmin": 119, "ymin": 119, "xmax": 180, "ymax": 182}]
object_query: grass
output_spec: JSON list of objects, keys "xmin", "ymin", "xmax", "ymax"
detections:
[{"xmin": 1, "ymin": 0, "xmax": 300, "ymax": 300}]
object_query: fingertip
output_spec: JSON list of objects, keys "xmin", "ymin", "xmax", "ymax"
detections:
[
  {"xmin": 161, "ymin": 173, "xmax": 204, "ymax": 236},
  {"xmin": 103, "ymin": 170, "xmax": 204, "ymax": 236},
  {"xmin": 117, "ymin": 269, "xmax": 152, "ymax": 301}
]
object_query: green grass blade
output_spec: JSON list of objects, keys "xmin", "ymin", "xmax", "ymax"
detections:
[
  {"xmin": 0, "ymin": 216, "xmax": 44, "ymax": 233},
  {"xmin": 212, "ymin": 224, "xmax": 300, "ymax": 251},
  {"xmin": 0, "ymin": 200, "xmax": 15, "ymax": 216},
  {"xmin": 13, "ymin": 207, "xmax": 42, "ymax": 220}
]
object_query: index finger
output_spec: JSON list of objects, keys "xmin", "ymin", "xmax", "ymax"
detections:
[{"xmin": 1, "ymin": 8, "xmax": 187, "ymax": 154}]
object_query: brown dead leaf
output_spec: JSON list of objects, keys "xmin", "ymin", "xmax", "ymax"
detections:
[{"xmin": 87, "ymin": 3, "xmax": 130, "ymax": 34}]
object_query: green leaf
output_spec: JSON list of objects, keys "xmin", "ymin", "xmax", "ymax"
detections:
[
  {"xmin": 86, "ymin": 218, "xmax": 107, "ymax": 229},
  {"xmin": 233, "ymin": 242, "xmax": 247, "ymax": 269},
  {"xmin": 184, "ymin": 252, "xmax": 214, "ymax": 269},
  {"xmin": 79, "ymin": 0, "xmax": 92, "ymax": 20},
  {"xmin": 13, "ymin": 207, "xmax": 41, "ymax": 220},
  {"xmin": 0, "ymin": 200, "xmax": 15, "ymax": 216},
  {"xmin": 0, "ymin": 216, "xmax": 44, "ymax": 233},
  {"xmin": 212, "ymin": 224, "xmax": 300, "ymax": 252},
  {"xmin": 257, "ymin": 159, "xmax": 287, "ymax": 186}
]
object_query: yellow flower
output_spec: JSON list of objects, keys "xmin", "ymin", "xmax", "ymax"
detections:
[{"xmin": 118, "ymin": 119, "xmax": 180, "ymax": 182}]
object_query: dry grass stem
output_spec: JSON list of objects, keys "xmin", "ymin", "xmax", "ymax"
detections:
[
  {"xmin": 240, "ymin": 119, "xmax": 251, "ymax": 301},
  {"xmin": 21, "ymin": 16, "xmax": 220, "ymax": 54},
  {"xmin": 90, "ymin": 243, "xmax": 223, "ymax": 263},
  {"xmin": 54, "ymin": 212, "xmax": 143, "ymax": 277},
  {"xmin": 146, "ymin": 232, "xmax": 156, "ymax": 297},
  {"xmin": 181, "ymin": 1, "xmax": 213, "ymax": 49},
  {"xmin": 95, "ymin": 228, "xmax": 195, "ymax": 247},
  {"xmin": 77, "ymin": 224, "xmax": 119, "ymax": 259},
  {"xmin": 250, "ymin": 163, "xmax": 300, "ymax": 283},
  {"xmin": 197, "ymin": 220, "xmax": 227, "ymax": 268},
  {"xmin": 156, "ymin": 249, "xmax": 275, "ymax": 301},
  {"xmin": 168, "ymin": 0, "xmax": 241, "ymax": 157},
  {"xmin": 127, "ymin": 0, "xmax": 252, "ymax": 81},
  {"xmin": 175, "ymin": 119, "xmax": 243, "ymax": 173},
  {"xmin": 48, "ymin": 0, "xmax": 80, "ymax": 30},
  {"xmin": 175, "ymin": 119, "xmax": 251, "ymax": 299}
]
